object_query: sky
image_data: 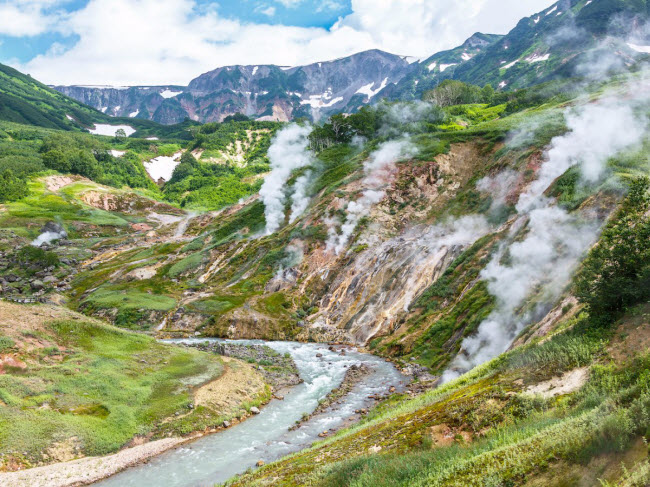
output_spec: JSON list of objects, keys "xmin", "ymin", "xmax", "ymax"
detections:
[{"xmin": 0, "ymin": 0, "xmax": 557, "ymax": 86}]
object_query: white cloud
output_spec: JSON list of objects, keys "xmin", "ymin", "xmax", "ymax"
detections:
[
  {"xmin": 0, "ymin": 0, "xmax": 62, "ymax": 36},
  {"xmin": 257, "ymin": 5, "xmax": 277, "ymax": 17},
  {"xmin": 276, "ymin": 0, "xmax": 304, "ymax": 7},
  {"xmin": 13, "ymin": 0, "xmax": 556, "ymax": 85}
]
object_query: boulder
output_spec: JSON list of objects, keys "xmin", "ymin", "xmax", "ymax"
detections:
[
  {"xmin": 30, "ymin": 280, "xmax": 45, "ymax": 291},
  {"xmin": 250, "ymin": 406, "xmax": 260, "ymax": 415}
]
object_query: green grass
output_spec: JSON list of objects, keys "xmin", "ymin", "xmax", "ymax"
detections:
[
  {"xmin": 0, "ymin": 315, "xmax": 224, "ymax": 463},
  {"xmin": 82, "ymin": 288, "xmax": 177, "ymax": 312}
]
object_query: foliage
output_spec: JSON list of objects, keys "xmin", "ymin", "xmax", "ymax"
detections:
[
  {"xmin": 0, "ymin": 169, "xmax": 28, "ymax": 202},
  {"xmin": 39, "ymin": 132, "xmax": 156, "ymax": 190},
  {"xmin": 576, "ymin": 178, "xmax": 650, "ymax": 323},
  {"xmin": 422, "ymin": 80, "xmax": 494, "ymax": 107},
  {"xmin": 15, "ymin": 245, "xmax": 60, "ymax": 269}
]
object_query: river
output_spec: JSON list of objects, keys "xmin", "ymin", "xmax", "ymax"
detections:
[{"xmin": 94, "ymin": 339, "xmax": 406, "ymax": 487}]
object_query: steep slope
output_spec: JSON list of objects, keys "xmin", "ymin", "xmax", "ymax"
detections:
[
  {"xmin": 386, "ymin": 0, "xmax": 650, "ymax": 99},
  {"xmin": 0, "ymin": 63, "xmax": 108, "ymax": 130},
  {"xmin": 53, "ymin": 50, "xmax": 417, "ymax": 125}
]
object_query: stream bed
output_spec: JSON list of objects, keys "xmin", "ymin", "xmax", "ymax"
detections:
[{"xmin": 95, "ymin": 339, "xmax": 406, "ymax": 487}]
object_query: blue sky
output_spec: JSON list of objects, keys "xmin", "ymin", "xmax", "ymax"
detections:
[
  {"xmin": 0, "ymin": 0, "xmax": 555, "ymax": 85},
  {"xmin": 0, "ymin": 0, "xmax": 353, "ymax": 65}
]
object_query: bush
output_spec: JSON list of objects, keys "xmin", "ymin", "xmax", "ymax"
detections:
[
  {"xmin": 575, "ymin": 178, "xmax": 650, "ymax": 323},
  {"xmin": 0, "ymin": 169, "xmax": 28, "ymax": 202},
  {"xmin": 15, "ymin": 245, "xmax": 60, "ymax": 270},
  {"xmin": 0, "ymin": 336, "xmax": 16, "ymax": 352}
]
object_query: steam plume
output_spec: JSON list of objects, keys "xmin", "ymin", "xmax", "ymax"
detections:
[
  {"xmin": 327, "ymin": 139, "xmax": 416, "ymax": 254},
  {"xmin": 442, "ymin": 93, "xmax": 648, "ymax": 382},
  {"xmin": 289, "ymin": 170, "xmax": 313, "ymax": 223},
  {"xmin": 260, "ymin": 124, "xmax": 313, "ymax": 235}
]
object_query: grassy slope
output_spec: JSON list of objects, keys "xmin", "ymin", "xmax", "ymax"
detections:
[
  {"xmin": 0, "ymin": 301, "xmax": 229, "ymax": 469},
  {"xmin": 227, "ymin": 303, "xmax": 650, "ymax": 487}
]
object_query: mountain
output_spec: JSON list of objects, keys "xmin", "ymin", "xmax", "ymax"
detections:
[
  {"xmin": 384, "ymin": 0, "xmax": 650, "ymax": 100},
  {"xmin": 0, "ymin": 62, "xmax": 108, "ymax": 130},
  {"xmin": 50, "ymin": 0, "xmax": 650, "ymax": 125},
  {"xmin": 53, "ymin": 50, "xmax": 417, "ymax": 125}
]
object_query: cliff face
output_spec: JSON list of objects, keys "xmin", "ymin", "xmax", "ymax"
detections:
[{"xmin": 53, "ymin": 50, "xmax": 416, "ymax": 124}]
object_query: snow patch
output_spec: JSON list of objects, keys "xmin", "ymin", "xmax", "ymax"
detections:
[
  {"xmin": 499, "ymin": 81, "xmax": 508, "ymax": 88},
  {"xmin": 129, "ymin": 110, "xmax": 140, "ymax": 118},
  {"xmin": 300, "ymin": 96, "xmax": 344, "ymax": 109},
  {"xmin": 160, "ymin": 89, "xmax": 182, "ymax": 99},
  {"xmin": 252, "ymin": 66, "xmax": 258, "ymax": 76},
  {"xmin": 65, "ymin": 114, "xmax": 74, "ymax": 121},
  {"xmin": 110, "ymin": 150, "xmax": 126, "ymax": 157},
  {"xmin": 356, "ymin": 78, "xmax": 388, "ymax": 99},
  {"xmin": 144, "ymin": 152, "xmax": 183, "ymax": 182},
  {"xmin": 439, "ymin": 63, "xmax": 457, "ymax": 72},
  {"xmin": 461, "ymin": 52, "xmax": 472, "ymax": 61},
  {"xmin": 427, "ymin": 62, "xmax": 437, "ymax": 71},
  {"xmin": 534, "ymin": 16, "xmax": 540, "ymax": 23},
  {"xmin": 627, "ymin": 43, "xmax": 650, "ymax": 53},
  {"xmin": 526, "ymin": 53, "xmax": 550, "ymax": 63},
  {"xmin": 502, "ymin": 60, "xmax": 518, "ymax": 69},
  {"xmin": 546, "ymin": 5, "xmax": 557, "ymax": 15},
  {"xmin": 88, "ymin": 124, "xmax": 136, "ymax": 137},
  {"xmin": 100, "ymin": 107, "xmax": 107, "ymax": 113}
]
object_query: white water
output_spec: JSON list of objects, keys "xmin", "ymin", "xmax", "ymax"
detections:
[{"xmin": 95, "ymin": 339, "xmax": 405, "ymax": 487}]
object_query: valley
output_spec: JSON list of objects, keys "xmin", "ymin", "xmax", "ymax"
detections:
[{"xmin": 0, "ymin": 0, "xmax": 650, "ymax": 486}]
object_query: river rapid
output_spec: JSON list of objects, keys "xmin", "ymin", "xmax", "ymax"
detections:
[{"xmin": 94, "ymin": 339, "xmax": 406, "ymax": 487}]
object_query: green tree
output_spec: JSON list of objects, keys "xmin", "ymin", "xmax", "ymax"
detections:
[
  {"xmin": 42, "ymin": 149, "xmax": 71, "ymax": 173},
  {"xmin": 481, "ymin": 84, "xmax": 495, "ymax": 104},
  {"xmin": 575, "ymin": 177, "xmax": 650, "ymax": 323},
  {"xmin": 0, "ymin": 169, "xmax": 28, "ymax": 203},
  {"xmin": 114, "ymin": 128, "xmax": 127, "ymax": 142}
]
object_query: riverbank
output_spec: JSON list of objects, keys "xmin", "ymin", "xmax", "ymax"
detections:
[
  {"xmin": 0, "ymin": 437, "xmax": 189, "ymax": 487},
  {"xmin": 0, "ymin": 356, "xmax": 271, "ymax": 487},
  {"xmin": 90, "ymin": 341, "xmax": 406, "ymax": 487}
]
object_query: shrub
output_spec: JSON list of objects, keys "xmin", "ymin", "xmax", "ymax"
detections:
[
  {"xmin": 575, "ymin": 178, "xmax": 650, "ymax": 323},
  {"xmin": 0, "ymin": 336, "xmax": 16, "ymax": 352}
]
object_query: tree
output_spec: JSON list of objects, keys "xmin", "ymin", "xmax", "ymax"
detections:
[
  {"xmin": 114, "ymin": 128, "xmax": 127, "ymax": 142},
  {"xmin": 481, "ymin": 84, "xmax": 495, "ymax": 104},
  {"xmin": 575, "ymin": 178, "xmax": 650, "ymax": 323},
  {"xmin": 223, "ymin": 113, "xmax": 250, "ymax": 123},
  {"xmin": 423, "ymin": 80, "xmax": 483, "ymax": 107},
  {"xmin": 0, "ymin": 170, "xmax": 28, "ymax": 203}
]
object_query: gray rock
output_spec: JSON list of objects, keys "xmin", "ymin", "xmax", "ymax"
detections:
[
  {"xmin": 250, "ymin": 407, "xmax": 260, "ymax": 415},
  {"xmin": 30, "ymin": 280, "xmax": 45, "ymax": 290}
]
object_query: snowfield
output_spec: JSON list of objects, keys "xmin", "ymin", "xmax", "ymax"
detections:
[
  {"xmin": 144, "ymin": 152, "xmax": 183, "ymax": 182},
  {"xmin": 160, "ymin": 89, "xmax": 182, "ymax": 99},
  {"xmin": 356, "ymin": 78, "xmax": 389, "ymax": 99},
  {"xmin": 627, "ymin": 43, "xmax": 650, "ymax": 53},
  {"xmin": 88, "ymin": 124, "xmax": 136, "ymax": 137}
]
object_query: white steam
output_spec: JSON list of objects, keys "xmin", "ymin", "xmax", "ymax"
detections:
[
  {"xmin": 260, "ymin": 124, "xmax": 314, "ymax": 235},
  {"xmin": 476, "ymin": 170, "xmax": 519, "ymax": 212},
  {"xmin": 31, "ymin": 231, "xmax": 65, "ymax": 247},
  {"xmin": 442, "ymin": 94, "xmax": 648, "ymax": 383},
  {"xmin": 401, "ymin": 215, "xmax": 492, "ymax": 311},
  {"xmin": 289, "ymin": 170, "xmax": 313, "ymax": 223},
  {"xmin": 327, "ymin": 138, "xmax": 416, "ymax": 254}
]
